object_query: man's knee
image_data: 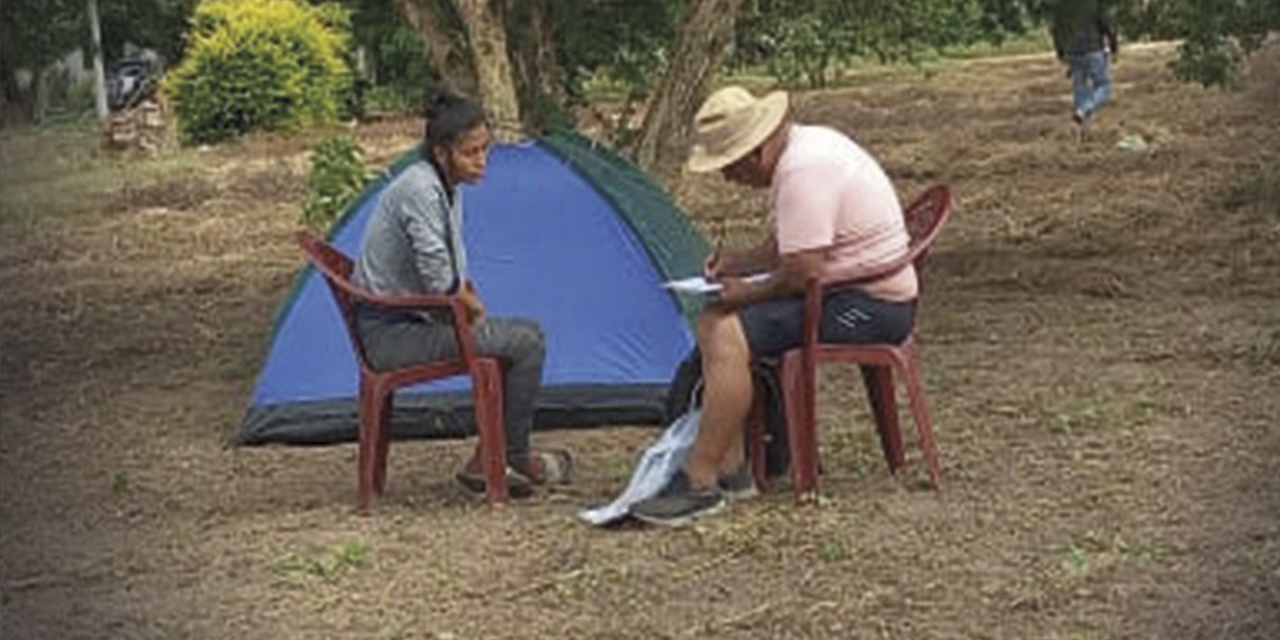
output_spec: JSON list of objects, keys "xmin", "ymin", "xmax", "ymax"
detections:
[{"xmin": 696, "ymin": 309, "xmax": 748, "ymax": 360}]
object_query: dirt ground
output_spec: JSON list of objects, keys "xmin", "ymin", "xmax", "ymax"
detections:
[{"xmin": 2, "ymin": 43, "xmax": 1278, "ymax": 640}]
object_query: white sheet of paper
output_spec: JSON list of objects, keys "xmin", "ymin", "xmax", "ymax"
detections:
[
  {"xmin": 661, "ymin": 276, "xmax": 724, "ymax": 294},
  {"xmin": 661, "ymin": 273, "xmax": 769, "ymax": 295}
]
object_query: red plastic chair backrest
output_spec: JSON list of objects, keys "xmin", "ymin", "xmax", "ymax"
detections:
[
  {"xmin": 803, "ymin": 185, "xmax": 955, "ymax": 347},
  {"xmin": 901, "ymin": 184, "xmax": 954, "ymax": 279},
  {"xmin": 837, "ymin": 184, "xmax": 954, "ymax": 287},
  {"xmin": 296, "ymin": 230, "xmax": 376, "ymax": 372}
]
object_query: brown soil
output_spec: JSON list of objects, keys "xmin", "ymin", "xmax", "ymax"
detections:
[{"xmin": 2, "ymin": 44, "xmax": 1278, "ymax": 640}]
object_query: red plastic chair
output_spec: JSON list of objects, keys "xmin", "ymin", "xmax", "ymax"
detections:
[
  {"xmin": 748, "ymin": 185, "xmax": 955, "ymax": 501},
  {"xmin": 296, "ymin": 231, "xmax": 509, "ymax": 513}
]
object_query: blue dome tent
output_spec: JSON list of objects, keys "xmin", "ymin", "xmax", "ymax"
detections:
[{"xmin": 236, "ymin": 131, "xmax": 709, "ymax": 445}]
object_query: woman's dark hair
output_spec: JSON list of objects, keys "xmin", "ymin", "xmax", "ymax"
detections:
[{"xmin": 421, "ymin": 92, "xmax": 487, "ymax": 155}]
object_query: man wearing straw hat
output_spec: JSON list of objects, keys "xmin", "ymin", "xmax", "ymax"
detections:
[{"xmin": 631, "ymin": 86, "xmax": 918, "ymax": 526}]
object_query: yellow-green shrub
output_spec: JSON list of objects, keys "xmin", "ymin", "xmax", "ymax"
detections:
[{"xmin": 165, "ymin": 0, "xmax": 352, "ymax": 145}]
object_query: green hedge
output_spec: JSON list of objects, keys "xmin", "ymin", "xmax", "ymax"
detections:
[{"xmin": 166, "ymin": 0, "xmax": 352, "ymax": 145}]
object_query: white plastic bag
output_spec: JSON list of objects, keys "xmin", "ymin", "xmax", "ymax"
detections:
[{"xmin": 577, "ymin": 406, "xmax": 700, "ymax": 526}]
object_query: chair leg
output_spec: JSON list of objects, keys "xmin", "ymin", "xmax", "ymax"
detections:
[
  {"xmin": 356, "ymin": 379, "xmax": 381, "ymax": 515},
  {"xmin": 901, "ymin": 350, "xmax": 943, "ymax": 490},
  {"xmin": 474, "ymin": 361, "xmax": 508, "ymax": 505},
  {"xmin": 861, "ymin": 364, "xmax": 905, "ymax": 473},
  {"xmin": 372, "ymin": 391, "xmax": 393, "ymax": 494},
  {"xmin": 781, "ymin": 351, "xmax": 819, "ymax": 503},
  {"xmin": 746, "ymin": 389, "xmax": 768, "ymax": 492}
]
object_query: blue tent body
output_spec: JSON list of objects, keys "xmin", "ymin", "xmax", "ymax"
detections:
[{"xmin": 237, "ymin": 132, "xmax": 708, "ymax": 445}]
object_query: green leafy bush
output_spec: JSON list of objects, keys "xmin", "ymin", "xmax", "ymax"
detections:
[
  {"xmin": 302, "ymin": 134, "xmax": 367, "ymax": 229},
  {"xmin": 165, "ymin": 0, "xmax": 352, "ymax": 144},
  {"xmin": 1116, "ymin": 0, "xmax": 1280, "ymax": 88},
  {"xmin": 365, "ymin": 25, "xmax": 433, "ymax": 114}
]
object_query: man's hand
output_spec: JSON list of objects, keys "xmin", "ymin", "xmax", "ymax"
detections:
[
  {"xmin": 703, "ymin": 250, "xmax": 724, "ymax": 280},
  {"xmin": 716, "ymin": 276, "xmax": 750, "ymax": 307},
  {"xmin": 714, "ymin": 273, "xmax": 775, "ymax": 310}
]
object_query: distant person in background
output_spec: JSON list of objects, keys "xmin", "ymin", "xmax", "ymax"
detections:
[
  {"xmin": 1052, "ymin": 0, "xmax": 1119, "ymax": 125},
  {"xmin": 352, "ymin": 92, "xmax": 572, "ymax": 498}
]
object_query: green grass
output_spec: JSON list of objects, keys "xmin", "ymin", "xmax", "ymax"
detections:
[
  {"xmin": 1117, "ymin": 536, "xmax": 1172, "ymax": 564},
  {"xmin": 552, "ymin": 563, "xmax": 629, "ymax": 600},
  {"xmin": 937, "ymin": 30, "xmax": 1055, "ymax": 60},
  {"xmin": 428, "ymin": 559, "xmax": 457, "ymax": 589},
  {"xmin": 1061, "ymin": 540, "xmax": 1093, "ymax": 578},
  {"xmin": 1215, "ymin": 167, "xmax": 1274, "ymax": 212},
  {"xmin": 1058, "ymin": 531, "xmax": 1172, "ymax": 580},
  {"xmin": 273, "ymin": 539, "xmax": 370, "ymax": 583},
  {"xmin": 1240, "ymin": 544, "xmax": 1278, "ymax": 576},
  {"xmin": 816, "ymin": 538, "xmax": 852, "ymax": 564},
  {"xmin": 1049, "ymin": 402, "xmax": 1107, "ymax": 436},
  {"xmin": 111, "ymin": 473, "xmax": 133, "ymax": 496},
  {"xmin": 1241, "ymin": 322, "xmax": 1280, "ymax": 366},
  {"xmin": 824, "ymin": 422, "xmax": 878, "ymax": 477},
  {"xmin": 1044, "ymin": 380, "xmax": 1178, "ymax": 437},
  {"xmin": 0, "ymin": 122, "xmax": 207, "ymax": 224}
]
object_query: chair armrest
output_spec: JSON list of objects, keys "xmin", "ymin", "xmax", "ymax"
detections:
[
  {"xmin": 296, "ymin": 230, "xmax": 483, "ymax": 366},
  {"xmin": 351, "ymin": 288, "xmax": 468, "ymax": 319},
  {"xmin": 334, "ymin": 280, "xmax": 480, "ymax": 363}
]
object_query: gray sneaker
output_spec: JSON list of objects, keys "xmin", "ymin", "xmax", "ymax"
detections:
[
  {"xmin": 718, "ymin": 468, "xmax": 758, "ymax": 501},
  {"xmin": 630, "ymin": 471, "xmax": 726, "ymax": 527}
]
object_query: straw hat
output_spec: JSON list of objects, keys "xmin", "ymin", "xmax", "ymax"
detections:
[{"xmin": 686, "ymin": 87, "xmax": 789, "ymax": 173}]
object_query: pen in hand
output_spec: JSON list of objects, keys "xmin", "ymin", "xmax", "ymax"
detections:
[{"xmin": 704, "ymin": 235, "xmax": 723, "ymax": 281}]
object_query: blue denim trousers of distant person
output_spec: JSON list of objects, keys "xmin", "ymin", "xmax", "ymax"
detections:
[{"xmin": 1070, "ymin": 50, "xmax": 1112, "ymax": 119}]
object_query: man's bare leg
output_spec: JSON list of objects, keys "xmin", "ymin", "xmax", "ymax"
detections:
[{"xmin": 684, "ymin": 308, "xmax": 753, "ymax": 489}]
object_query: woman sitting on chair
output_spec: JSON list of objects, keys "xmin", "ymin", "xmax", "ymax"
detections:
[{"xmin": 352, "ymin": 92, "xmax": 572, "ymax": 498}]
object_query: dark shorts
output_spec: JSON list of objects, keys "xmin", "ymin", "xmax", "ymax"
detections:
[{"xmin": 739, "ymin": 288, "xmax": 914, "ymax": 359}]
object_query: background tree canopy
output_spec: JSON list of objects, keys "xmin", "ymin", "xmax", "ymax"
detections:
[
  {"xmin": 733, "ymin": 0, "xmax": 1012, "ymax": 88},
  {"xmin": 1114, "ymin": 0, "xmax": 1280, "ymax": 87},
  {"xmin": 3, "ymin": 0, "xmax": 1275, "ymax": 154}
]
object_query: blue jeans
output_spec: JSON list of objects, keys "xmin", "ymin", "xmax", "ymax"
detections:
[{"xmin": 1069, "ymin": 50, "xmax": 1111, "ymax": 119}]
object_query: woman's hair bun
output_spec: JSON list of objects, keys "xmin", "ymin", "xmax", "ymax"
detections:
[
  {"xmin": 424, "ymin": 91, "xmax": 461, "ymax": 120},
  {"xmin": 420, "ymin": 90, "xmax": 486, "ymax": 154}
]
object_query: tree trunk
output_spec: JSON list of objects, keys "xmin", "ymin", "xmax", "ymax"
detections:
[
  {"xmin": 392, "ymin": 0, "xmax": 480, "ymax": 99},
  {"xmin": 635, "ymin": 0, "xmax": 743, "ymax": 174},
  {"xmin": 87, "ymin": 0, "xmax": 108, "ymax": 121},
  {"xmin": 452, "ymin": 0, "xmax": 522, "ymax": 139},
  {"xmin": 508, "ymin": 0, "xmax": 565, "ymax": 132},
  {"xmin": 528, "ymin": 1, "xmax": 562, "ymax": 100}
]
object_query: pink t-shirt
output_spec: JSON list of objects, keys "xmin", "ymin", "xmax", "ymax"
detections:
[{"xmin": 771, "ymin": 125, "xmax": 917, "ymax": 302}]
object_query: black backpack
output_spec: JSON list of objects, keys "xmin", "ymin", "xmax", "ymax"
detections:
[{"xmin": 663, "ymin": 349, "xmax": 790, "ymax": 478}]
